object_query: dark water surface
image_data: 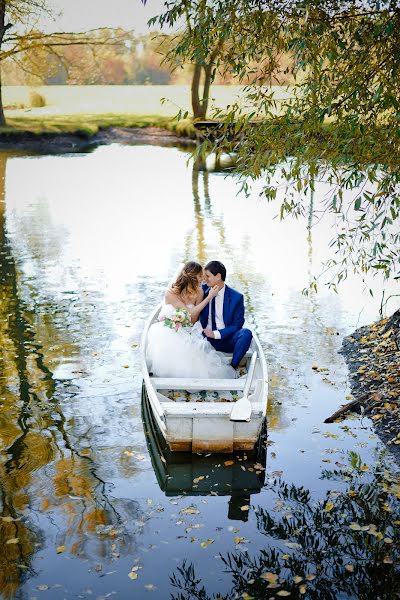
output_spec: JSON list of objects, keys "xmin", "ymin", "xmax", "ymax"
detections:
[{"xmin": 0, "ymin": 146, "xmax": 399, "ymax": 600}]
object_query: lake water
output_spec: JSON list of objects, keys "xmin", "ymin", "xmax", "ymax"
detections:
[{"xmin": 0, "ymin": 145, "xmax": 399, "ymax": 599}]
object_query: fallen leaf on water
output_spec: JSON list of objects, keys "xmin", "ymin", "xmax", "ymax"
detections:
[
  {"xmin": 285, "ymin": 542, "xmax": 301, "ymax": 549},
  {"xmin": 128, "ymin": 571, "xmax": 138, "ymax": 580},
  {"xmin": 277, "ymin": 591, "xmax": 291, "ymax": 597},
  {"xmin": 299, "ymin": 584, "xmax": 307, "ymax": 594},
  {"xmin": 344, "ymin": 564, "xmax": 354, "ymax": 572},
  {"xmin": 124, "ymin": 450, "xmax": 134, "ymax": 457},
  {"xmin": 200, "ymin": 539, "xmax": 214, "ymax": 548},
  {"xmin": 282, "ymin": 554, "xmax": 290, "ymax": 560},
  {"xmin": 305, "ymin": 573, "xmax": 316, "ymax": 581},
  {"xmin": 56, "ymin": 546, "xmax": 66, "ymax": 554},
  {"xmin": 324, "ymin": 502, "xmax": 334, "ymax": 513},
  {"xmin": 293, "ymin": 576, "xmax": 303, "ymax": 584},
  {"xmin": 349, "ymin": 523, "xmax": 361, "ymax": 531},
  {"xmin": 160, "ymin": 456, "xmax": 166, "ymax": 464},
  {"xmin": 36, "ymin": 585, "xmax": 49, "ymax": 590},
  {"xmin": 260, "ymin": 572, "xmax": 278, "ymax": 583},
  {"xmin": 6, "ymin": 538, "xmax": 19, "ymax": 544},
  {"xmin": 224, "ymin": 460, "xmax": 234, "ymax": 466},
  {"xmin": 234, "ymin": 536, "xmax": 246, "ymax": 544},
  {"xmin": 144, "ymin": 584, "xmax": 156, "ymax": 591},
  {"xmin": 181, "ymin": 506, "xmax": 200, "ymax": 515},
  {"xmin": 240, "ymin": 505, "xmax": 249, "ymax": 512},
  {"xmin": 193, "ymin": 476, "xmax": 205, "ymax": 483}
]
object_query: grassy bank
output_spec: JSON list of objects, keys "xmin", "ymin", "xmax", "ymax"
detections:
[{"xmin": 0, "ymin": 113, "xmax": 196, "ymax": 137}]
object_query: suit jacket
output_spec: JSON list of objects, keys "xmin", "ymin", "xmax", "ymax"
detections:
[{"xmin": 200, "ymin": 284, "xmax": 245, "ymax": 340}]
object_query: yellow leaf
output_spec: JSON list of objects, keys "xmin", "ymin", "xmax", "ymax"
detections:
[
  {"xmin": 260, "ymin": 572, "xmax": 279, "ymax": 583},
  {"xmin": 282, "ymin": 554, "xmax": 290, "ymax": 560},
  {"xmin": 325, "ymin": 502, "xmax": 334, "ymax": 512},
  {"xmin": 371, "ymin": 414, "xmax": 383, "ymax": 421},
  {"xmin": 349, "ymin": 523, "xmax": 361, "ymax": 531},
  {"xmin": 56, "ymin": 545, "xmax": 66, "ymax": 554},
  {"xmin": 384, "ymin": 538, "xmax": 393, "ymax": 544},
  {"xmin": 240, "ymin": 505, "xmax": 250, "ymax": 511},
  {"xmin": 193, "ymin": 476, "xmax": 205, "ymax": 483},
  {"xmin": 128, "ymin": 571, "xmax": 138, "ymax": 580},
  {"xmin": 6, "ymin": 538, "xmax": 19, "ymax": 544},
  {"xmin": 305, "ymin": 573, "xmax": 316, "ymax": 581},
  {"xmin": 181, "ymin": 506, "xmax": 200, "ymax": 515},
  {"xmin": 299, "ymin": 584, "xmax": 307, "ymax": 594},
  {"xmin": 344, "ymin": 564, "xmax": 354, "ymax": 572},
  {"xmin": 277, "ymin": 592, "xmax": 291, "ymax": 597},
  {"xmin": 361, "ymin": 465, "xmax": 369, "ymax": 471},
  {"xmin": 224, "ymin": 460, "xmax": 234, "ymax": 466},
  {"xmin": 293, "ymin": 576, "xmax": 303, "ymax": 584},
  {"xmin": 200, "ymin": 539, "xmax": 214, "ymax": 548}
]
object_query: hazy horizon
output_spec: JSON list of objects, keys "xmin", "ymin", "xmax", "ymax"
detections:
[{"xmin": 41, "ymin": 0, "xmax": 168, "ymax": 34}]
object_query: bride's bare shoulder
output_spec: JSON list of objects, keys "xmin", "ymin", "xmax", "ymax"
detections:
[{"xmin": 165, "ymin": 288, "xmax": 185, "ymax": 306}]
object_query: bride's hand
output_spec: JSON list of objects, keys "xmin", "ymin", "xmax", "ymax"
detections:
[{"xmin": 208, "ymin": 285, "xmax": 219, "ymax": 299}]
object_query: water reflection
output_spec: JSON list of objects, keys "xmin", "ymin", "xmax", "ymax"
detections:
[
  {"xmin": 170, "ymin": 452, "xmax": 400, "ymax": 600},
  {"xmin": 0, "ymin": 152, "xmax": 147, "ymax": 598},
  {"xmin": 142, "ymin": 391, "xmax": 267, "ymax": 521},
  {"xmin": 0, "ymin": 145, "xmax": 399, "ymax": 599}
]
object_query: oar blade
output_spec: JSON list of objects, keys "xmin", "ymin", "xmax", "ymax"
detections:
[{"xmin": 230, "ymin": 396, "xmax": 252, "ymax": 422}]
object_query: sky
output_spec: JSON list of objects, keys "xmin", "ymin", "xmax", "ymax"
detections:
[{"xmin": 42, "ymin": 0, "xmax": 167, "ymax": 34}]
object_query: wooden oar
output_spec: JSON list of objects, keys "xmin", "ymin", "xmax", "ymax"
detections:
[{"xmin": 230, "ymin": 351, "xmax": 257, "ymax": 422}]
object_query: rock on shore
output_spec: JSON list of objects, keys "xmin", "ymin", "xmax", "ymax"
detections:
[{"xmin": 339, "ymin": 310, "xmax": 400, "ymax": 460}]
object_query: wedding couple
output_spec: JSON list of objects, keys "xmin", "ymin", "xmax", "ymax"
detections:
[{"xmin": 146, "ymin": 260, "xmax": 252, "ymax": 379}]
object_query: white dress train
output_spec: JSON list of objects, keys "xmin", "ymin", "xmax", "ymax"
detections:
[{"xmin": 146, "ymin": 304, "xmax": 235, "ymax": 379}]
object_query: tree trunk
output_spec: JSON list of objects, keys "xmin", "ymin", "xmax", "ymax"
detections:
[
  {"xmin": 201, "ymin": 62, "xmax": 213, "ymax": 120},
  {"xmin": 191, "ymin": 62, "xmax": 203, "ymax": 119},
  {"xmin": 191, "ymin": 61, "xmax": 214, "ymax": 120},
  {"xmin": 0, "ymin": 1, "xmax": 12, "ymax": 127}
]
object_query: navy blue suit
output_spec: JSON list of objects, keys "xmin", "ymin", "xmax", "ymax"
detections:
[{"xmin": 200, "ymin": 284, "xmax": 252, "ymax": 368}]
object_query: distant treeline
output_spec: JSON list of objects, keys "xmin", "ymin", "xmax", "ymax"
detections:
[{"xmin": 2, "ymin": 29, "xmax": 294, "ymax": 87}]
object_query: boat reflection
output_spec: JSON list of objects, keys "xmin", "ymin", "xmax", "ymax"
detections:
[{"xmin": 141, "ymin": 388, "xmax": 266, "ymax": 521}]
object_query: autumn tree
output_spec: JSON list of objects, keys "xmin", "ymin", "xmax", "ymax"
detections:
[
  {"xmin": 0, "ymin": 1, "xmax": 130, "ymax": 124},
  {"xmin": 149, "ymin": 0, "xmax": 400, "ymax": 286}
]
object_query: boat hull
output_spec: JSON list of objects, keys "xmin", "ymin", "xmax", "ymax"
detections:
[{"xmin": 141, "ymin": 305, "xmax": 268, "ymax": 453}]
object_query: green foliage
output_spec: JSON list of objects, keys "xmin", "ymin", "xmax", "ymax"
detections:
[{"xmin": 152, "ymin": 0, "xmax": 400, "ymax": 286}]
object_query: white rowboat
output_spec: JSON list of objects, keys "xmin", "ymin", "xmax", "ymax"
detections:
[{"xmin": 141, "ymin": 304, "xmax": 268, "ymax": 453}]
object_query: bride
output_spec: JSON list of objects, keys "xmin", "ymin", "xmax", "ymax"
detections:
[{"xmin": 146, "ymin": 261, "xmax": 236, "ymax": 379}]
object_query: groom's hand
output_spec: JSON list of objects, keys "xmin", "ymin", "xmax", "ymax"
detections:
[{"xmin": 203, "ymin": 328, "xmax": 215, "ymax": 339}]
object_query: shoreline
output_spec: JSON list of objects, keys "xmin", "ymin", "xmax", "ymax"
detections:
[
  {"xmin": 337, "ymin": 310, "xmax": 400, "ymax": 462},
  {"xmin": 0, "ymin": 126, "xmax": 196, "ymax": 153}
]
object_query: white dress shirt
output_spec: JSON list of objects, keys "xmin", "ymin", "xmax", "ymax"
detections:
[{"xmin": 207, "ymin": 285, "xmax": 225, "ymax": 340}]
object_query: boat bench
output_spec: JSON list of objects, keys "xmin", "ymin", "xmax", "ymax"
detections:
[{"xmin": 150, "ymin": 377, "xmax": 250, "ymax": 391}]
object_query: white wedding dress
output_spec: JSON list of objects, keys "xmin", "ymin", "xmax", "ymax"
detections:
[{"xmin": 146, "ymin": 304, "xmax": 236, "ymax": 379}]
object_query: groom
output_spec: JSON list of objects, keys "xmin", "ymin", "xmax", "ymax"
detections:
[{"xmin": 200, "ymin": 260, "xmax": 252, "ymax": 369}]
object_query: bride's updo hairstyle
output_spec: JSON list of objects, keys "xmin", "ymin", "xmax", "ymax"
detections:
[{"xmin": 171, "ymin": 261, "xmax": 202, "ymax": 297}]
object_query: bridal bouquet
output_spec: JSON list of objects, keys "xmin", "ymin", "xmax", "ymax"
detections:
[{"xmin": 160, "ymin": 307, "xmax": 192, "ymax": 332}]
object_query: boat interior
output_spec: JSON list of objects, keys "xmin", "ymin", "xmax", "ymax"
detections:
[{"xmin": 149, "ymin": 348, "xmax": 261, "ymax": 404}]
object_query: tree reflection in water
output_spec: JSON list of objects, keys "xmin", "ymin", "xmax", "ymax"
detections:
[
  {"xmin": 170, "ymin": 452, "xmax": 400, "ymax": 600},
  {"xmin": 0, "ymin": 153, "xmax": 143, "ymax": 597}
]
